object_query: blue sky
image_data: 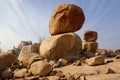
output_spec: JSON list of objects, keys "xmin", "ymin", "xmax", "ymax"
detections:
[{"xmin": 0, "ymin": 0, "xmax": 120, "ymax": 51}]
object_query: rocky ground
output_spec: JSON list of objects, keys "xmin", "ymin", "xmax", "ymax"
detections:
[
  {"xmin": 0, "ymin": 41, "xmax": 120, "ymax": 80},
  {"xmin": 0, "ymin": 4, "xmax": 120, "ymax": 80}
]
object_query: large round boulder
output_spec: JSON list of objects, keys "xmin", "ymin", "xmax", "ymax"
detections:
[
  {"xmin": 40, "ymin": 32, "xmax": 82, "ymax": 60},
  {"xmin": 49, "ymin": 4, "xmax": 85, "ymax": 35}
]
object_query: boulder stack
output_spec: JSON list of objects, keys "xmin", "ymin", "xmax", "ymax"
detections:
[
  {"xmin": 40, "ymin": 4, "xmax": 85, "ymax": 61},
  {"xmin": 82, "ymin": 30, "xmax": 98, "ymax": 58}
]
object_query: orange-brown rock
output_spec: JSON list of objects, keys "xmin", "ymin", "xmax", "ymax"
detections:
[
  {"xmin": 84, "ymin": 30, "xmax": 98, "ymax": 42},
  {"xmin": 82, "ymin": 42, "xmax": 98, "ymax": 52},
  {"xmin": 49, "ymin": 4, "xmax": 85, "ymax": 35},
  {"xmin": 40, "ymin": 32, "xmax": 82, "ymax": 60}
]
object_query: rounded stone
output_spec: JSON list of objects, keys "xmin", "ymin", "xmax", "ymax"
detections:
[{"xmin": 49, "ymin": 4, "xmax": 85, "ymax": 35}]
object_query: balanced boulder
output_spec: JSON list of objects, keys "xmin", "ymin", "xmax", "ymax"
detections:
[
  {"xmin": 84, "ymin": 30, "xmax": 98, "ymax": 42},
  {"xmin": 82, "ymin": 41, "xmax": 98, "ymax": 52},
  {"xmin": 40, "ymin": 32, "xmax": 82, "ymax": 60},
  {"xmin": 49, "ymin": 4, "xmax": 85, "ymax": 35}
]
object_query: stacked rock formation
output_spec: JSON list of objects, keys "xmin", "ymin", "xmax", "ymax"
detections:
[
  {"xmin": 40, "ymin": 4, "xmax": 85, "ymax": 61},
  {"xmin": 82, "ymin": 30, "xmax": 98, "ymax": 58}
]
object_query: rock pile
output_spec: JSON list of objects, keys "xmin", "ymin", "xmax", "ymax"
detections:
[
  {"xmin": 0, "ymin": 4, "xmax": 86, "ymax": 79},
  {"xmin": 82, "ymin": 30, "xmax": 98, "ymax": 58},
  {"xmin": 40, "ymin": 4, "xmax": 85, "ymax": 61},
  {"xmin": 1, "ymin": 3, "xmax": 120, "ymax": 80}
]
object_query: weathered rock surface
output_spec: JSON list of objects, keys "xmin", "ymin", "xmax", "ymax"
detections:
[
  {"xmin": 18, "ymin": 44, "xmax": 41, "ymax": 67},
  {"xmin": 82, "ymin": 42, "xmax": 98, "ymax": 52},
  {"xmin": 85, "ymin": 56, "xmax": 104, "ymax": 66},
  {"xmin": 84, "ymin": 30, "xmax": 98, "ymax": 42},
  {"xmin": 30, "ymin": 60, "xmax": 53, "ymax": 76},
  {"xmin": 14, "ymin": 68, "xmax": 27, "ymax": 78},
  {"xmin": 40, "ymin": 32, "xmax": 82, "ymax": 60},
  {"xmin": 1, "ymin": 68, "xmax": 13, "ymax": 79},
  {"xmin": 49, "ymin": 4, "xmax": 85, "ymax": 35},
  {"xmin": 0, "ymin": 50, "xmax": 18, "ymax": 75},
  {"xmin": 18, "ymin": 52, "xmax": 40, "ymax": 67}
]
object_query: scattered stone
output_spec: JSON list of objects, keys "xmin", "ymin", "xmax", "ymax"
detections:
[
  {"xmin": 100, "ymin": 68, "xmax": 115, "ymax": 74},
  {"xmin": 105, "ymin": 58, "xmax": 114, "ymax": 63},
  {"xmin": 72, "ymin": 60, "xmax": 81, "ymax": 66},
  {"xmin": 18, "ymin": 51, "xmax": 41, "ymax": 67},
  {"xmin": 14, "ymin": 68, "xmax": 27, "ymax": 78},
  {"xmin": 30, "ymin": 60, "xmax": 53, "ymax": 76},
  {"xmin": 40, "ymin": 32, "xmax": 82, "ymax": 60},
  {"xmin": 86, "ymin": 56, "xmax": 105, "ymax": 66},
  {"xmin": 115, "ymin": 55, "xmax": 120, "ymax": 59},
  {"xmin": 0, "ymin": 50, "xmax": 18, "ymax": 75},
  {"xmin": 54, "ymin": 58, "xmax": 68, "ymax": 68},
  {"xmin": 1, "ymin": 68, "xmax": 13, "ymax": 79},
  {"xmin": 84, "ymin": 30, "xmax": 98, "ymax": 42},
  {"xmin": 82, "ymin": 41, "xmax": 98, "ymax": 52},
  {"xmin": 49, "ymin": 4, "xmax": 85, "ymax": 35}
]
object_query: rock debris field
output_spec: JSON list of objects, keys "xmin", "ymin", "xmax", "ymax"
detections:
[{"xmin": 0, "ymin": 4, "xmax": 120, "ymax": 80}]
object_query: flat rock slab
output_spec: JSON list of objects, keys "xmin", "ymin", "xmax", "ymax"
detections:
[{"xmin": 86, "ymin": 74, "xmax": 120, "ymax": 80}]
